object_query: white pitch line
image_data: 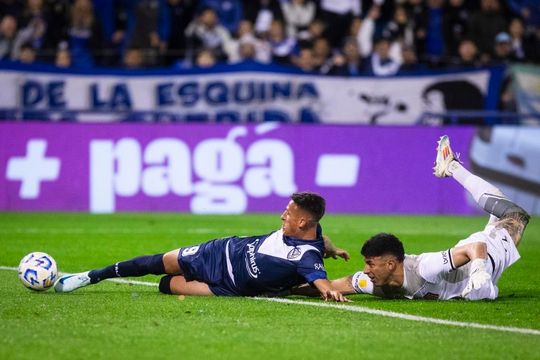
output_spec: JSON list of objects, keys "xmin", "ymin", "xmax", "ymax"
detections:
[
  {"xmin": 2, "ymin": 266, "xmax": 539, "ymax": 336},
  {"xmin": 254, "ymin": 297, "xmax": 540, "ymax": 336}
]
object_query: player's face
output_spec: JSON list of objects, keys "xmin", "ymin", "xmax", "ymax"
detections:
[
  {"xmin": 280, "ymin": 200, "xmax": 304, "ymax": 237},
  {"xmin": 363, "ymin": 256, "xmax": 395, "ymax": 286}
]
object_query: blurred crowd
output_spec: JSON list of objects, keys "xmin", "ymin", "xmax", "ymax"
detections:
[{"xmin": 0, "ymin": 0, "xmax": 539, "ymax": 75}]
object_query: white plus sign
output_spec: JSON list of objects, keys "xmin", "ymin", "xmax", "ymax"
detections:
[{"xmin": 6, "ymin": 139, "xmax": 61, "ymax": 199}]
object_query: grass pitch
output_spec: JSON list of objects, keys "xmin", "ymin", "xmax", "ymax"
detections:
[{"xmin": 1, "ymin": 213, "xmax": 539, "ymax": 360}]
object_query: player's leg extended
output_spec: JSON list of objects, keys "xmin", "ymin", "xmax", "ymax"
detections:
[
  {"xmin": 55, "ymin": 250, "xmax": 183, "ymax": 293},
  {"xmin": 158, "ymin": 275, "xmax": 214, "ymax": 296},
  {"xmin": 434, "ymin": 135, "xmax": 530, "ymax": 245}
]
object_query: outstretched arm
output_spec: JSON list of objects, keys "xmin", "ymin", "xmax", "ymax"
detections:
[
  {"xmin": 312, "ymin": 279, "xmax": 350, "ymax": 302},
  {"xmin": 292, "ymin": 274, "xmax": 387, "ymax": 298}
]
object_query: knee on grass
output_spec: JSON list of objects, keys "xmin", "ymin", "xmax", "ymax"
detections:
[{"xmin": 159, "ymin": 275, "xmax": 173, "ymax": 294}]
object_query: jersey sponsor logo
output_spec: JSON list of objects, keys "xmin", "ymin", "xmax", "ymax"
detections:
[
  {"xmin": 245, "ymin": 239, "xmax": 261, "ymax": 278},
  {"xmin": 441, "ymin": 250, "xmax": 448, "ymax": 265},
  {"xmin": 287, "ymin": 247, "xmax": 301, "ymax": 260},
  {"xmin": 314, "ymin": 263, "xmax": 325, "ymax": 271}
]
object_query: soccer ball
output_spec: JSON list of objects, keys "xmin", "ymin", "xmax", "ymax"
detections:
[{"xmin": 18, "ymin": 252, "xmax": 58, "ymax": 291}]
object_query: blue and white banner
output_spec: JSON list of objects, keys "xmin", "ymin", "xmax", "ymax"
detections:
[{"xmin": 0, "ymin": 62, "xmax": 502, "ymax": 124}]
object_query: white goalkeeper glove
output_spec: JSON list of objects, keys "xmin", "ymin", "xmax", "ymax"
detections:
[{"xmin": 461, "ymin": 258, "xmax": 491, "ymax": 298}]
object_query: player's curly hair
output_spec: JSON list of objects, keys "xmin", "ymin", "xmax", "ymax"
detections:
[
  {"xmin": 291, "ymin": 192, "xmax": 325, "ymax": 223},
  {"xmin": 361, "ymin": 233, "xmax": 405, "ymax": 262}
]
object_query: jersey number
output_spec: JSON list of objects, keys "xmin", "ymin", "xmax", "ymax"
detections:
[{"xmin": 182, "ymin": 246, "xmax": 200, "ymax": 257}]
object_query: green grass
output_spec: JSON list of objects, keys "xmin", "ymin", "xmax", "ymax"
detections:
[{"xmin": 1, "ymin": 213, "xmax": 539, "ymax": 359}]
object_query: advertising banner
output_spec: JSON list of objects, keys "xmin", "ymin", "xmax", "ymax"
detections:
[
  {"xmin": 1, "ymin": 122, "xmax": 485, "ymax": 214},
  {"xmin": 0, "ymin": 62, "xmax": 500, "ymax": 124}
]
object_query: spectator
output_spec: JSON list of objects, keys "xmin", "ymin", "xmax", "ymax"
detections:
[
  {"xmin": 67, "ymin": 0, "xmax": 106, "ymax": 68},
  {"xmin": 243, "ymin": 0, "xmax": 283, "ymax": 36},
  {"xmin": 85, "ymin": 0, "xmax": 120, "ymax": 66},
  {"xmin": 0, "ymin": 14, "xmax": 17, "ymax": 59},
  {"xmin": 124, "ymin": 0, "xmax": 171, "ymax": 67},
  {"xmin": 228, "ymin": 20, "xmax": 272, "ymax": 64},
  {"xmin": 382, "ymin": 5, "xmax": 414, "ymax": 48},
  {"xmin": 398, "ymin": 45, "xmax": 424, "ymax": 73},
  {"xmin": 364, "ymin": 36, "xmax": 400, "ymax": 76},
  {"xmin": 185, "ymin": 7, "xmax": 233, "ymax": 63},
  {"xmin": 381, "ymin": 5, "xmax": 415, "ymax": 65},
  {"xmin": 448, "ymin": 38, "xmax": 482, "ymax": 68},
  {"xmin": 55, "ymin": 42, "xmax": 72, "ymax": 67},
  {"xmin": 11, "ymin": 0, "xmax": 52, "ymax": 61},
  {"xmin": 330, "ymin": 36, "xmax": 365, "ymax": 76},
  {"xmin": 508, "ymin": 17, "xmax": 538, "ymax": 62},
  {"xmin": 297, "ymin": 18, "xmax": 326, "ymax": 46},
  {"xmin": 199, "ymin": 0, "xmax": 242, "ymax": 35},
  {"xmin": 237, "ymin": 41, "xmax": 257, "ymax": 62},
  {"xmin": 442, "ymin": 0, "xmax": 470, "ymax": 57},
  {"xmin": 44, "ymin": 0, "xmax": 71, "ymax": 52},
  {"xmin": 404, "ymin": 0, "xmax": 428, "ymax": 56},
  {"xmin": 268, "ymin": 19, "xmax": 297, "ymax": 65},
  {"xmin": 506, "ymin": 0, "xmax": 540, "ymax": 33},
  {"xmin": 165, "ymin": 0, "xmax": 197, "ymax": 65},
  {"xmin": 491, "ymin": 32, "xmax": 519, "ymax": 64},
  {"xmin": 468, "ymin": 0, "xmax": 507, "ymax": 58},
  {"xmin": 123, "ymin": 46, "xmax": 144, "ymax": 68},
  {"xmin": 424, "ymin": 0, "xmax": 445, "ymax": 63},
  {"xmin": 281, "ymin": 0, "xmax": 316, "ymax": 38},
  {"xmin": 17, "ymin": 41, "xmax": 36, "ymax": 63},
  {"xmin": 293, "ymin": 46, "xmax": 316, "ymax": 72},
  {"xmin": 311, "ymin": 37, "xmax": 333, "ymax": 73},
  {"xmin": 195, "ymin": 48, "xmax": 217, "ymax": 68},
  {"xmin": 319, "ymin": 0, "xmax": 362, "ymax": 50},
  {"xmin": 354, "ymin": 5, "xmax": 379, "ymax": 59}
]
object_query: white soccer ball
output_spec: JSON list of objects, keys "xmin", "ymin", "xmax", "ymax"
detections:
[{"xmin": 18, "ymin": 252, "xmax": 58, "ymax": 291}]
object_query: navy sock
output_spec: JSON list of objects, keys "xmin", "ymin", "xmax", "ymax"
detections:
[{"xmin": 88, "ymin": 254, "xmax": 165, "ymax": 284}]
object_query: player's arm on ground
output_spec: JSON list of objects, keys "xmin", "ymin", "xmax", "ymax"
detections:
[
  {"xmin": 322, "ymin": 235, "xmax": 350, "ymax": 261},
  {"xmin": 312, "ymin": 278, "xmax": 350, "ymax": 302},
  {"xmin": 291, "ymin": 273, "xmax": 386, "ymax": 298}
]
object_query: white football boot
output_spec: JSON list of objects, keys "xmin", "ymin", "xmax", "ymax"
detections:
[
  {"xmin": 54, "ymin": 271, "xmax": 91, "ymax": 293},
  {"xmin": 433, "ymin": 135, "xmax": 460, "ymax": 178}
]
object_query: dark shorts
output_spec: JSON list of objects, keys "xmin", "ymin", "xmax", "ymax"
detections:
[{"xmin": 177, "ymin": 237, "xmax": 239, "ymax": 296}]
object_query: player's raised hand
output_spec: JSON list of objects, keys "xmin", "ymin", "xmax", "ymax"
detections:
[
  {"xmin": 323, "ymin": 236, "xmax": 350, "ymax": 261},
  {"xmin": 332, "ymin": 248, "xmax": 350, "ymax": 261}
]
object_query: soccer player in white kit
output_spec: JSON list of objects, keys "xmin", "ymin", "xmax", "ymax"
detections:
[{"xmin": 329, "ymin": 135, "xmax": 530, "ymax": 300}]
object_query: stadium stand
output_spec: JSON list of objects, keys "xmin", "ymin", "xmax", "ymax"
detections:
[{"xmin": 0, "ymin": 0, "xmax": 538, "ymax": 123}]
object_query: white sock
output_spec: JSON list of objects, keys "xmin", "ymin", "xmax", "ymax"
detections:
[{"xmin": 449, "ymin": 161, "xmax": 504, "ymax": 204}]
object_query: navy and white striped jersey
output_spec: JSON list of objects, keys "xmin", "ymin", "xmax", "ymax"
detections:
[
  {"xmin": 227, "ymin": 227, "xmax": 327, "ymax": 296},
  {"xmin": 178, "ymin": 225, "xmax": 327, "ymax": 296}
]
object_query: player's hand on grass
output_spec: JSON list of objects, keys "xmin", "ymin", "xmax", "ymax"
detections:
[
  {"xmin": 461, "ymin": 259, "xmax": 491, "ymax": 298},
  {"xmin": 322, "ymin": 290, "xmax": 350, "ymax": 303}
]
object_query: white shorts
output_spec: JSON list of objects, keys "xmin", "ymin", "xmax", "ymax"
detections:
[{"xmin": 455, "ymin": 223, "xmax": 520, "ymax": 285}]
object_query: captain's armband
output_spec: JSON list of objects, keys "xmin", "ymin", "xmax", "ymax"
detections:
[{"xmin": 351, "ymin": 271, "xmax": 374, "ymax": 294}]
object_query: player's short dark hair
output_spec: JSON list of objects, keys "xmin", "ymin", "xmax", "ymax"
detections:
[
  {"xmin": 361, "ymin": 233, "xmax": 405, "ymax": 262},
  {"xmin": 291, "ymin": 192, "xmax": 325, "ymax": 223}
]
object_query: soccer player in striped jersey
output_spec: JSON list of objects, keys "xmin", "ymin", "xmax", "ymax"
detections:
[
  {"xmin": 318, "ymin": 135, "xmax": 530, "ymax": 300},
  {"xmin": 54, "ymin": 192, "xmax": 350, "ymax": 302}
]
